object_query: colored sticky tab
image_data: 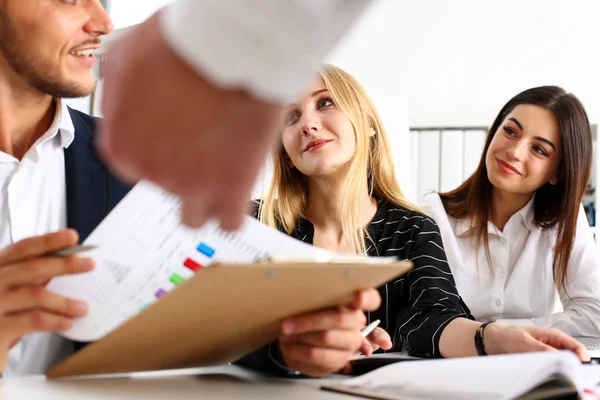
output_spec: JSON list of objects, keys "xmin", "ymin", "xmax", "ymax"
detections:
[
  {"xmin": 197, "ymin": 242, "xmax": 215, "ymax": 258},
  {"xmin": 155, "ymin": 289, "xmax": 167, "ymax": 299},
  {"xmin": 184, "ymin": 257, "xmax": 202, "ymax": 272},
  {"xmin": 170, "ymin": 273, "xmax": 185, "ymax": 286},
  {"xmin": 141, "ymin": 303, "xmax": 150, "ymax": 310}
]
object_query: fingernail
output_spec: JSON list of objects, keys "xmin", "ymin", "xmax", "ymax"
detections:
[
  {"xmin": 282, "ymin": 321, "xmax": 295, "ymax": 335},
  {"xmin": 76, "ymin": 301, "xmax": 88, "ymax": 315},
  {"xmin": 61, "ymin": 319, "xmax": 75, "ymax": 330},
  {"xmin": 79, "ymin": 258, "xmax": 94, "ymax": 268},
  {"xmin": 61, "ymin": 230, "xmax": 75, "ymax": 241},
  {"xmin": 362, "ymin": 293, "xmax": 374, "ymax": 308}
]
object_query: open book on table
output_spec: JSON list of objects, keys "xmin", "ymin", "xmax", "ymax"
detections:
[{"xmin": 323, "ymin": 351, "xmax": 589, "ymax": 400}]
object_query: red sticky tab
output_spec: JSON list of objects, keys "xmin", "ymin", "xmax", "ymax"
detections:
[{"xmin": 184, "ymin": 257, "xmax": 202, "ymax": 272}]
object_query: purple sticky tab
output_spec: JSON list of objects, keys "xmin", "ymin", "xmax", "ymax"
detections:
[{"xmin": 155, "ymin": 289, "xmax": 167, "ymax": 299}]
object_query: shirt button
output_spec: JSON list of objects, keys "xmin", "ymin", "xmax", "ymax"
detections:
[
  {"xmin": 499, "ymin": 271, "xmax": 506, "ymax": 278},
  {"xmin": 495, "ymin": 299, "xmax": 502, "ymax": 307}
]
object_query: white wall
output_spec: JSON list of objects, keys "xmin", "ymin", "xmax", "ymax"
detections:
[
  {"xmin": 104, "ymin": 0, "xmax": 600, "ymax": 202},
  {"xmin": 389, "ymin": 0, "xmax": 600, "ymax": 127},
  {"xmin": 63, "ymin": 96, "xmax": 92, "ymax": 114},
  {"xmin": 101, "ymin": 0, "xmax": 600, "ymax": 127},
  {"xmin": 323, "ymin": 0, "xmax": 600, "ymax": 127},
  {"xmin": 327, "ymin": 0, "xmax": 600, "ymax": 199},
  {"xmin": 109, "ymin": 0, "xmax": 173, "ymax": 29}
]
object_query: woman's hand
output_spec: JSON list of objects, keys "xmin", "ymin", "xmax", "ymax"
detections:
[
  {"xmin": 359, "ymin": 327, "xmax": 393, "ymax": 356},
  {"xmin": 278, "ymin": 289, "xmax": 382, "ymax": 377},
  {"xmin": 340, "ymin": 327, "xmax": 393, "ymax": 375},
  {"xmin": 483, "ymin": 323, "xmax": 589, "ymax": 361}
]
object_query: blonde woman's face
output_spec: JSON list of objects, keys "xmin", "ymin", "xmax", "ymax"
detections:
[{"xmin": 281, "ymin": 78, "xmax": 356, "ymax": 177}]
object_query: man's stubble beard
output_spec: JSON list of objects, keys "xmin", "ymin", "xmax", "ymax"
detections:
[{"xmin": 0, "ymin": 12, "xmax": 95, "ymax": 98}]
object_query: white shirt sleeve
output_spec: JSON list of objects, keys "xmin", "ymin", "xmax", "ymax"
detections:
[
  {"xmin": 498, "ymin": 205, "xmax": 600, "ymax": 336},
  {"xmin": 159, "ymin": 0, "xmax": 374, "ymax": 103}
]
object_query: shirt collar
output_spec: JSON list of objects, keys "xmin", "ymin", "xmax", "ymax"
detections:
[
  {"xmin": 517, "ymin": 195, "xmax": 537, "ymax": 231},
  {"xmin": 29, "ymin": 99, "xmax": 75, "ymax": 159},
  {"xmin": 454, "ymin": 195, "xmax": 536, "ymax": 237},
  {"xmin": 455, "ymin": 217, "xmax": 472, "ymax": 237},
  {"xmin": 46, "ymin": 99, "xmax": 76, "ymax": 149},
  {"xmin": 0, "ymin": 99, "xmax": 75, "ymax": 164}
]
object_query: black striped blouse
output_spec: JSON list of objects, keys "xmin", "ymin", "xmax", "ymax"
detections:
[{"xmin": 236, "ymin": 199, "xmax": 474, "ymax": 375}]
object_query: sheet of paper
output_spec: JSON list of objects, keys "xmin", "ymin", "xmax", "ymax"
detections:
[
  {"xmin": 583, "ymin": 364, "xmax": 600, "ymax": 389},
  {"xmin": 323, "ymin": 351, "xmax": 584, "ymax": 400},
  {"xmin": 47, "ymin": 181, "xmax": 330, "ymax": 341}
]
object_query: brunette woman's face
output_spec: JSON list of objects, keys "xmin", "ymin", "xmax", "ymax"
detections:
[{"xmin": 485, "ymin": 104, "xmax": 563, "ymax": 195}]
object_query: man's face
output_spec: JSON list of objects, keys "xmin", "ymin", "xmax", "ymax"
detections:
[{"xmin": 0, "ymin": 0, "xmax": 113, "ymax": 98}]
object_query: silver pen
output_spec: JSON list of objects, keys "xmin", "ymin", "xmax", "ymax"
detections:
[{"xmin": 47, "ymin": 244, "xmax": 97, "ymax": 257}]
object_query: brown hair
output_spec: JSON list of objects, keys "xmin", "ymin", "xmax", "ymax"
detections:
[{"xmin": 439, "ymin": 86, "xmax": 592, "ymax": 291}]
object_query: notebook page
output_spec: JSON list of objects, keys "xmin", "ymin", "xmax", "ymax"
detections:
[
  {"xmin": 47, "ymin": 181, "xmax": 329, "ymax": 341},
  {"xmin": 322, "ymin": 351, "xmax": 584, "ymax": 400}
]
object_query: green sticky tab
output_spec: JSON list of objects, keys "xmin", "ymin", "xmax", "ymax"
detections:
[{"xmin": 169, "ymin": 273, "xmax": 185, "ymax": 286}]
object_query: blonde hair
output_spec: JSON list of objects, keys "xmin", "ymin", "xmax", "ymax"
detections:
[{"xmin": 259, "ymin": 64, "xmax": 419, "ymax": 254}]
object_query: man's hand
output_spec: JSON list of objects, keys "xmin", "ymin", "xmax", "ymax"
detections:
[
  {"xmin": 278, "ymin": 289, "xmax": 382, "ymax": 377},
  {"xmin": 483, "ymin": 323, "xmax": 589, "ymax": 361},
  {"xmin": 0, "ymin": 230, "xmax": 94, "ymax": 372},
  {"xmin": 98, "ymin": 12, "xmax": 285, "ymax": 230}
]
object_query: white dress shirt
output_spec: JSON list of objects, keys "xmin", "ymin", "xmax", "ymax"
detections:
[
  {"xmin": 0, "ymin": 100, "xmax": 76, "ymax": 375},
  {"xmin": 160, "ymin": 0, "xmax": 374, "ymax": 103},
  {"xmin": 419, "ymin": 192, "xmax": 600, "ymax": 337}
]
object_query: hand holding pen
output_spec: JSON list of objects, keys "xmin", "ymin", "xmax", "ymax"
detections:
[
  {"xmin": 0, "ymin": 229, "xmax": 94, "ymax": 374},
  {"xmin": 278, "ymin": 289, "xmax": 385, "ymax": 378}
]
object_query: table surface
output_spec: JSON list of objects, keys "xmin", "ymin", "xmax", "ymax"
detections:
[
  {"xmin": 0, "ymin": 365, "xmax": 353, "ymax": 400},
  {"xmin": 3, "ymin": 363, "xmax": 600, "ymax": 400}
]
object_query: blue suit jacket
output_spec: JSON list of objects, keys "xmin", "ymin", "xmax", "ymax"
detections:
[
  {"xmin": 65, "ymin": 108, "xmax": 132, "ymax": 242},
  {"xmin": 65, "ymin": 108, "xmax": 131, "ymax": 352}
]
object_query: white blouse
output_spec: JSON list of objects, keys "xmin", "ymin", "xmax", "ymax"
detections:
[{"xmin": 419, "ymin": 192, "xmax": 600, "ymax": 336}]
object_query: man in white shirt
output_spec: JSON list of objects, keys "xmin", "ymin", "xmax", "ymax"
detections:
[
  {"xmin": 0, "ymin": 0, "xmax": 118, "ymax": 375},
  {"xmin": 0, "ymin": 1, "xmax": 383, "ymax": 376},
  {"xmin": 98, "ymin": 1, "xmax": 376, "ymax": 230}
]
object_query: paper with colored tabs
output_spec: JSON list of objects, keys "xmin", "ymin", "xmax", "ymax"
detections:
[{"xmin": 46, "ymin": 180, "xmax": 335, "ymax": 342}]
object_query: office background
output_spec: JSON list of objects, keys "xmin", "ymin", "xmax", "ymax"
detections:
[{"xmin": 67, "ymin": 0, "xmax": 600, "ymax": 250}]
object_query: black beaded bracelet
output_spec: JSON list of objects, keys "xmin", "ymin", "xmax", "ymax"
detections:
[{"xmin": 474, "ymin": 320, "xmax": 497, "ymax": 356}]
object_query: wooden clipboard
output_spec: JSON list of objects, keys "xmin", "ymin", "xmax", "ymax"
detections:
[{"xmin": 46, "ymin": 260, "xmax": 412, "ymax": 378}]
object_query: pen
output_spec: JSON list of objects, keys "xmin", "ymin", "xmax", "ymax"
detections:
[
  {"xmin": 47, "ymin": 244, "xmax": 97, "ymax": 257},
  {"xmin": 361, "ymin": 319, "xmax": 381, "ymax": 338}
]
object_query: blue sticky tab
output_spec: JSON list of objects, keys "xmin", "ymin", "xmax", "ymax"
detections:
[{"xmin": 197, "ymin": 242, "xmax": 215, "ymax": 258}]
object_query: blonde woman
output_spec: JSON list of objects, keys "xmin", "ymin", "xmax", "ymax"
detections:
[{"xmin": 239, "ymin": 65, "xmax": 588, "ymax": 378}]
